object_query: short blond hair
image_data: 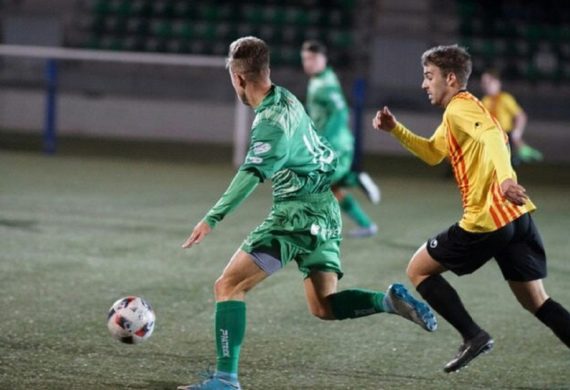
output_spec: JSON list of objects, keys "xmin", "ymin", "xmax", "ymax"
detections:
[{"xmin": 226, "ymin": 36, "xmax": 270, "ymax": 81}]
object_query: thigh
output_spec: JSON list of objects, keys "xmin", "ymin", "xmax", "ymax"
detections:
[
  {"xmin": 216, "ymin": 249, "xmax": 270, "ymax": 301},
  {"xmin": 297, "ymin": 238, "xmax": 343, "ymax": 279},
  {"xmin": 407, "ymin": 243, "xmax": 448, "ymax": 286},
  {"xmin": 304, "ymin": 270, "xmax": 338, "ymax": 318},
  {"xmin": 495, "ymin": 214, "xmax": 547, "ymax": 282}
]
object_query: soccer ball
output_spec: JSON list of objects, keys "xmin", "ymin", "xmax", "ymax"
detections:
[{"xmin": 107, "ymin": 296, "xmax": 155, "ymax": 344}]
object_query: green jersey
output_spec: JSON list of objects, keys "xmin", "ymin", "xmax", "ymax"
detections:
[
  {"xmin": 241, "ymin": 85, "xmax": 337, "ymax": 200},
  {"xmin": 306, "ymin": 67, "xmax": 354, "ymax": 153},
  {"xmin": 204, "ymin": 85, "xmax": 337, "ymax": 229}
]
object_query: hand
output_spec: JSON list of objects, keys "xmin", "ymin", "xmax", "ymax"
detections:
[
  {"xmin": 181, "ymin": 220, "xmax": 212, "ymax": 249},
  {"xmin": 372, "ymin": 106, "xmax": 397, "ymax": 132},
  {"xmin": 500, "ymin": 178, "xmax": 528, "ymax": 206}
]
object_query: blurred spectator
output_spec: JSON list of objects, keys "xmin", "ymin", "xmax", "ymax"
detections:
[{"xmin": 481, "ymin": 70, "xmax": 543, "ymax": 165}]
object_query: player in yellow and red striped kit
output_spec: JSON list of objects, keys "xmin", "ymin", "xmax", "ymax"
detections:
[{"xmin": 373, "ymin": 45, "xmax": 570, "ymax": 373}]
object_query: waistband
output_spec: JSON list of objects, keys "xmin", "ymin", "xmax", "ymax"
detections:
[{"xmin": 274, "ymin": 190, "xmax": 334, "ymax": 203}]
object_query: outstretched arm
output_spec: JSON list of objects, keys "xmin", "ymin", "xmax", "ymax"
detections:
[
  {"xmin": 372, "ymin": 106, "xmax": 446, "ymax": 166},
  {"xmin": 181, "ymin": 169, "xmax": 260, "ymax": 248}
]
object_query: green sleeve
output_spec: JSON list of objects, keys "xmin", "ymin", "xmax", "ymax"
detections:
[
  {"xmin": 203, "ymin": 170, "xmax": 261, "ymax": 229},
  {"xmin": 240, "ymin": 122, "xmax": 288, "ymax": 181},
  {"xmin": 321, "ymin": 91, "xmax": 348, "ymax": 139}
]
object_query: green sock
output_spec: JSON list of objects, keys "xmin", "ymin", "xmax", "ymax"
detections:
[
  {"xmin": 339, "ymin": 194, "xmax": 372, "ymax": 228},
  {"xmin": 215, "ymin": 300, "xmax": 246, "ymax": 375},
  {"xmin": 328, "ymin": 289, "xmax": 386, "ymax": 319},
  {"xmin": 341, "ymin": 171, "xmax": 360, "ymax": 187}
]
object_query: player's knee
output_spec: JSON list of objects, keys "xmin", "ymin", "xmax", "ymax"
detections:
[
  {"xmin": 310, "ymin": 308, "xmax": 334, "ymax": 320},
  {"xmin": 518, "ymin": 298, "xmax": 538, "ymax": 313},
  {"xmin": 214, "ymin": 275, "xmax": 254, "ymax": 301},
  {"xmin": 213, "ymin": 277, "xmax": 225, "ymax": 300},
  {"xmin": 406, "ymin": 260, "xmax": 421, "ymax": 286},
  {"xmin": 308, "ymin": 303, "xmax": 335, "ymax": 320},
  {"xmin": 214, "ymin": 275, "xmax": 236, "ymax": 300}
]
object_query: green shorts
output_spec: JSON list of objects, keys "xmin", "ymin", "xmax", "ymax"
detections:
[{"xmin": 241, "ymin": 191, "xmax": 343, "ymax": 278}]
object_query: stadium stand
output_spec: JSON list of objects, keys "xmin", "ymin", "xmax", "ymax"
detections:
[
  {"xmin": 457, "ymin": 0, "xmax": 570, "ymax": 82},
  {"xmin": 71, "ymin": 0, "xmax": 357, "ymax": 66}
]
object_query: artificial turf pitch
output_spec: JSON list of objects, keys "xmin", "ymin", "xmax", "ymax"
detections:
[{"xmin": 1, "ymin": 147, "xmax": 568, "ymax": 389}]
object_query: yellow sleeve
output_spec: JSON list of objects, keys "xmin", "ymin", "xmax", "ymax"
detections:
[
  {"xmin": 480, "ymin": 129, "xmax": 513, "ymax": 183},
  {"xmin": 391, "ymin": 122, "xmax": 447, "ymax": 165}
]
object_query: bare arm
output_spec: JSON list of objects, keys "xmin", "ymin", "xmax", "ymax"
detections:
[
  {"xmin": 510, "ymin": 110, "xmax": 527, "ymax": 147},
  {"xmin": 181, "ymin": 170, "xmax": 260, "ymax": 249}
]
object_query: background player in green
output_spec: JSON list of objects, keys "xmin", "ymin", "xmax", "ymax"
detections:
[
  {"xmin": 301, "ymin": 40, "xmax": 380, "ymax": 238},
  {"xmin": 178, "ymin": 36, "xmax": 437, "ymax": 390}
]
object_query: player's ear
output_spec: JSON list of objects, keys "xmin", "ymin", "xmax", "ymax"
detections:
[
  {"xmin": 446, "ymin": 72, "xmax": 457, "ymax": 86},
  {"xmin": 236, "ymin": 73, "xmax": 247, "ymax": 88}
]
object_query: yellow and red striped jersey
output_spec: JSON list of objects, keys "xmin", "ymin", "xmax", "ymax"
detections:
[{"xmin": 391, "ymin": 91, "xmax": 535, "ymax": 232}]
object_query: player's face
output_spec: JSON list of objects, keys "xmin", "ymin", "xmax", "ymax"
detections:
[
  {"xmin": 229, "ymin": 69, "xmax": 250, "ymax": 106},
  {"xmin": 301, "ymin": 51, "xmax": 326, "ymax": 76},
  {"xmin": 481, "ymin": 73, "xmax": 501, "ymax": 95},
  {"xmin": 421, "ymin": 64, "xmax": 452, "ymax": 107}
]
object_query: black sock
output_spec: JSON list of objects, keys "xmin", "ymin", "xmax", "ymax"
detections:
[
  {"xmin": 416, "ymin": 275, "xmax": 482, "ymax": 341},
  {"xmin": 535, "ymin": 298, "xmax": 570, "ymax": 348}
]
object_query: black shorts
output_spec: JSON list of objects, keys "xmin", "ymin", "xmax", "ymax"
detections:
[{"xmin": 426, "ymin": 213, "xmax": 547, "ymax": 282}]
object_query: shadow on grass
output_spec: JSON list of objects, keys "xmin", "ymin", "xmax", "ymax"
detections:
[{"xmin": 0, "ymin": 218, "xmax": 39, "ymax": 232}]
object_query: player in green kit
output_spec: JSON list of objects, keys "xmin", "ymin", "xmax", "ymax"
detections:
[
  {"xmin": 178, "ymin": 37, "xmax": 437, "ymax": 390},
  {"xmin": 301, "ymin": 40, "xmax": 380, "ymax": 238}
]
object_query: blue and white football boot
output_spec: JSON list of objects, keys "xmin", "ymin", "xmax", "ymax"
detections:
[
  {"xmin": 384, "ymin": 283, "xmax": 438, "ymax": 332},
  {"xmin": 177, "ymin": 372, "xmax": 241, "ymax": 390}
]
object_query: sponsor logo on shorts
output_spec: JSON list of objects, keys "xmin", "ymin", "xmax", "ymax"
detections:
[
  {"xmin": 246, "ymin": 156, "xmax": 263, "ymax": 164},
  {"xmin": 310, "ymin": 223, "xmax": 340, "ymax": 239},
  {"xmin": 310, "ymin": 224, "xmax": 321, "ymax": 235},
  {"xmin": 429, "ymin": 239, "xmax": 438, "ymax": 248}
]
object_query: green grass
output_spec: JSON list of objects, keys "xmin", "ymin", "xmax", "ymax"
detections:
[{"xmin": 1, "ymin": 149, "xmax": 569, "ymax": 389}]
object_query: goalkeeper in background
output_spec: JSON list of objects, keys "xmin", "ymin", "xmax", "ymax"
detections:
[
  {"xmin": 481, "ymin": 70, "xmax": 543, "ymax": 165},
  {"xmin": 301, "ymin": 40, "xmax": 380, "ymax": 238}
]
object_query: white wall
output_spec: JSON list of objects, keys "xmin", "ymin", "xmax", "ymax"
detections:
[
  {"xmin": 0, "ymin": 89, "xmax": 235, "ymax": 144},
  {"xmin": 1, "ymin": 88, "xmax": 568, "ymax": 162}
]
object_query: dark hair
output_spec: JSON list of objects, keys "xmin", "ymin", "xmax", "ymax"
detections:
[
  {"xmin": 421, "ymin": 45, "xmax": 472, "ymax": 87},
  {"xmin": 301, "ymin": 40, "xmax": 327, "ymax": 55},
  {"xmin": 482, "ymin": 68, "xmax": 501, "ymax": 79},
  {"xmin": 226, "ymin": 36, "xmax": 270, "ymax": 81}
]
